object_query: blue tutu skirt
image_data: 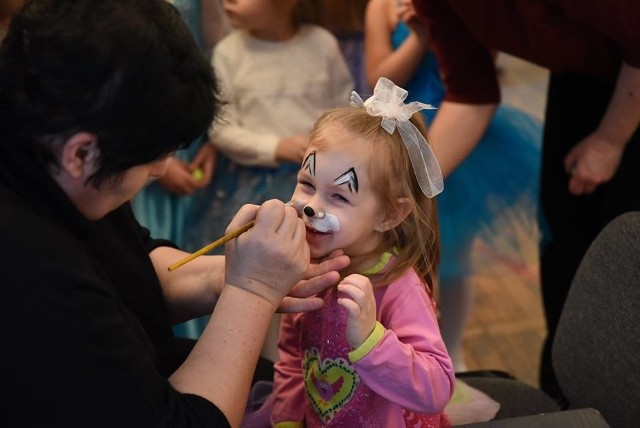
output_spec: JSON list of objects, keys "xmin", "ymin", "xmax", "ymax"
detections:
[
  {"xmin": 437, "ymin": 105, "xmax": 542, "ymax": 281},
  {"xmin": 132, "ymin": 136, "xmax": 216, "ymax": 251},
  {"xmin": 390, "ymin": 22, "xmax": 542, "ymax": 283},
  {"xmin": 132, "ymin": 137, "xmax": 221, "ymax": 339}
]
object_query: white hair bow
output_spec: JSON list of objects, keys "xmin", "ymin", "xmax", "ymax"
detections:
[{"xmin": 350, "ymin": 77, "xmax": 444, "ymax": 198}]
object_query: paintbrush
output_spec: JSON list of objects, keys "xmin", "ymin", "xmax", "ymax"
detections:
[{"xmin": 167, "ymin": 200, "xmax": 304, "ymax": 271}]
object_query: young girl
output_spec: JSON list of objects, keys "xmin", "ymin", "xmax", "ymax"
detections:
[
  {"xmin": 365, "ymin": 0, "xmax": 543, "ymax": 371},
  {"xmin": 269, "ymin": 77, "xmax": 454, "ymax": 427}
]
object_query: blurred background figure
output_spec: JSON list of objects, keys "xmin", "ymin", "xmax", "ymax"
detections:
[
  {"xmin": 188, "ymin": 0, "xmax": 353, "ymax": 364},
  {"xmin": 132, "ymin": 0, "xmax": 231, "ymax": 338},
  {"xmin": 414, "ymin": 0, "xmax": 640, "ymax": 401},
  {"xmin": 316, "ymin": 0, "xmax": 370, "ymax": 95},
  {"xmin": 0, "ymin": 0, "xmax": 26, "ymax": 42},
  {"xmin": 365, "ymin": 0, "xmax": 542, "ymax": 371}
]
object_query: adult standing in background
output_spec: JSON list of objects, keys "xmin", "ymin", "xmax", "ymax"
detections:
[
  {"xmin": 365, "ymin": 0, "xmax": 542, "ymax": 372},
  {"xmin": 414, "ymin": 0, "xmax": 640, "ymax": 402},
  {"xmin": 0, "ymin": 0, "xmax": 24, "ymax": 41}
]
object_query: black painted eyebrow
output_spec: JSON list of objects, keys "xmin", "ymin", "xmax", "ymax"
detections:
[
  {"xmin": 334, "ymin": 167, "xmax": 358, "ymax": 193},
  {"xmin": 301, "ymin": 151, "xmax": 316, "ymax": 176}
]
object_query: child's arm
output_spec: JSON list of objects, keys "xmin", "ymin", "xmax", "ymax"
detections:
[
  {"xmin": 275, "ymin": 134, "xmax": 309, "ymax": 165},
  {"xmin": 365, "ymin": 0, "xmax": 428, "ymax": 89},
  {"xmin": 271, "ymin": 313, "xmax": 307, "ymax": 426},
  {"xmin": 346, "ymin": 279, "xmax": 455, "ymax": 413},
  {"xmin": 207, "ymin": 110, "xmax": 282, "ymax": 168},
  {"xmin": 155, "ymin": 156, "xmax": 209, "ymax": 196}
]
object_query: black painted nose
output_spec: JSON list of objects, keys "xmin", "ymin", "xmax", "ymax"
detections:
[{"xmin": 303, "ymin": 206, "xmax": 315, "ymax": 217}]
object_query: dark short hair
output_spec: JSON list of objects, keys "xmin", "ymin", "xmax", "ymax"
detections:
[{"xmin": 0, "ymin": 0, "xmax": 220, "ymax": 185}]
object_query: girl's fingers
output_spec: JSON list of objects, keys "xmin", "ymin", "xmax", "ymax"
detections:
[
  {"xmin": 337, "ymin": 297, "xmax": 360, "ymax": 315},
  {"xmin": 337, "ymin": 282, "xmax": 367, "ymax": 303}
]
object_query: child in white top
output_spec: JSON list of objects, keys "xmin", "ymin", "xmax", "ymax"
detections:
[
  {"xmin": 198, "ymin": 0, "xmax": 354, "ymax": 361},
  {"xmin": 197, "ymin": 0, "xmax": 354, "ymax": 243}
]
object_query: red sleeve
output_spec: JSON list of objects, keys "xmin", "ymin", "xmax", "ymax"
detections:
[
  {"xmin": 559, "ymin": 0, "xmax": 640, "ymax": 68},
  {"xmin": 414, "ymin": 0, "xmax": 500, "ymax": 104}
]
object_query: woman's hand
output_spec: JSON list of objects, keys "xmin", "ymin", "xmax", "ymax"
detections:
[
  {"xmin": 564, "ymin": 132, "xmax": 623, "ymax": 195},
  {"xmin": 337, "ymin": 274, "xmax": 377, "ymax": 349},
  {"xmin": 224, "ymin": 200, "xmax": 310, "ymax": 309},
  {"xmin": 278, "ymin": 249, "xmax": 350, "ymax": 313}
]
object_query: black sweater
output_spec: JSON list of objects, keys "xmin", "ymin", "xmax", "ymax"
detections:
[{"xmin": 0, "ymin": 144, "xmax": 229, "ymax": 427}]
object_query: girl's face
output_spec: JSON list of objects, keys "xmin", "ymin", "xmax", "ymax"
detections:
[{"xmin": 291, "ymin": 123, "xmax": 387, "ymax": 272}]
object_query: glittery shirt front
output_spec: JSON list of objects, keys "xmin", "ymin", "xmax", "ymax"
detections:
[{"xmin": 272, "ymin": 268, "xmax": 455, "ymax": 427}]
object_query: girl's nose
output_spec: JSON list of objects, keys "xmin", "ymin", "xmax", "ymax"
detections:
[{"xmin": 303, "ymin": 205, "xmax": 325, "ymax": 219}]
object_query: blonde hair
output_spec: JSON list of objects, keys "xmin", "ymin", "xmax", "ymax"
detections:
[{"xmin": 309, "ymin": 106, "xmax": 441, "ymax": 297}]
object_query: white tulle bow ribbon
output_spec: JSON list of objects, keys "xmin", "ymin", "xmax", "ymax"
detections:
[{"xmin": 350, "ymin": 77, "xmax": 444, "ymax": 198}]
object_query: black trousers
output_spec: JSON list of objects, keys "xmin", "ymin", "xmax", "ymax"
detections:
[{"xmin": 539, "ymin": 72, "xmax": 640, "ymax": 400}]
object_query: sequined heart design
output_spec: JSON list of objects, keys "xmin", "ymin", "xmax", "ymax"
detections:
[{"xmin": 303, "ymin": 348, "xmax": 359, "ymax": 422}]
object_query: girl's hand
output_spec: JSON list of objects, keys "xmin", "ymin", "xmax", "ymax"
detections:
[
  {"xmin": 188, "ymin": 143, "xmax": 217, "ymax": 187},
  {"xmin": 156, "ymin": 157, "xmax": 202, "ymax": 196},
  {"xmin": 397, "ymin": 0, "xmax": 428, "ymax": 45},
  {"xmin": 337, "ymin": 274, "xmax": 377, "ymax": 349}
]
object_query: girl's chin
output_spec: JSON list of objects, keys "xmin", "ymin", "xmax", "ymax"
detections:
[{"xmin": 309, "ymin": 247, "xmax": 333, "ymax": 260}]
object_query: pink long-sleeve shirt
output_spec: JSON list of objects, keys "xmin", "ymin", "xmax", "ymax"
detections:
[{"xmin": 272, "ymin": 268, "xmax": 455, "ymax": 427}]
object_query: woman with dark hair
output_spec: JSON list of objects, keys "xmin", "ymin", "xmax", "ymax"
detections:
[{"xmin": 0, "ymin": 0, "xmax": 347, "ymax": 426}]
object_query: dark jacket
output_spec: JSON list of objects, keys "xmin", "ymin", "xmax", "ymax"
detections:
[{"xmin": 0, "ymin": 143, "xmax": 229, "ymax": 427}]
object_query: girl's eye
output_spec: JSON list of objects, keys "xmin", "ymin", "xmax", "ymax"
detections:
[
  {"xmin": 333, "ymin": 193, "xmax": 349, "ymax": 203},
  {"xmin": 299, "ymin": 180, "xmax": 315, "ymax": 191},
  {"xmin": 298, "ymin": 180, "xmax": 316, "ymax": 193}
]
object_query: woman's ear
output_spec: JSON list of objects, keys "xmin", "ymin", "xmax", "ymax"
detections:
[
  {"xmin": 59, "ymin": 132, "xmax": 100, "ymax": 179},
  {"xmin": 382, "ymin": 197, "xmax": 413, "ymax": 231}
]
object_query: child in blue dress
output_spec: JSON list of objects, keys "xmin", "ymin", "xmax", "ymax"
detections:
[
  {"xmin": 365, "ymin": 0, "xmax": 542, "ymax": 371},
  {"xmin": 132, "ymin": 0, "xmax": 228, "ymax": 252},
  {"xmin": 132, "ymin": 0, "xmax": 230, "ymax": 339}
]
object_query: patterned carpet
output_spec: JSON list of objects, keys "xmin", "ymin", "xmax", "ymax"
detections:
[{"xmin": 462, "ymin": 54, "xmax": 549, "ymax": 387}]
